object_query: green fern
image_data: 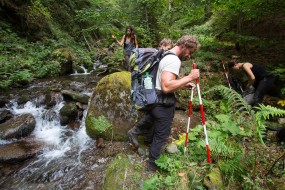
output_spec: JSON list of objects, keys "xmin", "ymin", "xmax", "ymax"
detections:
[
  {"xmin": 218, "ymin": 156, "xmax": 247, "ymax": 184},
  {"xmin": 255, "ymin": 104, "xmax": 285, "ymax": 144},
  {"xmin": 205, "ymin": 85, "xmax": 251, "ymax": 117},
  {"xmin": 209, "ymin": 138, "xmax": 243, "ymax": 160}
]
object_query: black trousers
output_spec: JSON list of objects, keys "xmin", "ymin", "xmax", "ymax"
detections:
[
  {"xmin": 133, "ymin": 113, "xmax": 154, "ymax": 143},
  {"xmin": 146, "ymin": 104, "xmax": 176, "ymax": 165},
  {"xmin": 253, "ymin": 76, "xmax": 275, "ymax": 106}
]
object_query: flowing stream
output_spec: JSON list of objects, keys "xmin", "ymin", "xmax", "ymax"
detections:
[{"xmin": 0, "ymin": 67, "xmax": 111, "ymax": 190}]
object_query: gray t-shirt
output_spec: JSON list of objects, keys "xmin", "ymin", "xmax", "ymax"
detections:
[{"xmin": 155, "ymin": 52, "xmax": 181, "ymax": 90}]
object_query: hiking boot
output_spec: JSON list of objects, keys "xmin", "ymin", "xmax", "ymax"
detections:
[
  {"xmin": 145, "ymin": 161, "xmax": 159, "ymax": 172},
  {"xmin": 128, "ymin": 129, "xmax": 139, "ymax": 149},
  {"xmin": 143, "ymin": 140, "xmax": 152, "ymax": 147}
]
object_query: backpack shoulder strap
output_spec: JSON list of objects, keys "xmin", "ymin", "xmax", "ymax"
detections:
[{"xmin": 163, "ymin": 50, "xmax": 175, "ymax": 57}]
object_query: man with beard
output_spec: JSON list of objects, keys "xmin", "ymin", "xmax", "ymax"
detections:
[{"xmin": 128, "ymin": 35, "xmax": 200, "ymax": 171}]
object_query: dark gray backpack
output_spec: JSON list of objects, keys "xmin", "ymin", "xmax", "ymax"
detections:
[{"xmin": 129, "ymin": 48, "xmax": 174, "ymax": 111}]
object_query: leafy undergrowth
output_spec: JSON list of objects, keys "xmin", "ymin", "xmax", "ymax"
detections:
[{"xmin": 140, "ymin": 87, "xmax": 285, "ymax": 190}]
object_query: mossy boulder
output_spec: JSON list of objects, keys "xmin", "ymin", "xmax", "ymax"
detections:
[
  {"xmin": 103, "ymin": 153, "xmax": 143, "ymax": 190},
  {"xmin": 85, "ymin": 71, "xmax": 138, "ymax": 141},
  {"xmin": 52, "ymin": 48, "xmax": 75, "ymax": 75},
  {"xmin": 203, "ymin": 167, "xmax": 224, "ymax": 190}
]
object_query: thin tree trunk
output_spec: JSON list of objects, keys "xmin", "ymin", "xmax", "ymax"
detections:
[
  {"xmin": 169, "ymin": 0, "xmax": 173, "ymax": 11},
  {"xmin": 82, "ymin": 32, "xmax": 91, "ymax": 51}
]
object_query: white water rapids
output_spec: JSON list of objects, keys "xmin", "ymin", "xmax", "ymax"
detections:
[{"xmin": 0, "ymin": 71, "xmax": 109, "ymax": 190}]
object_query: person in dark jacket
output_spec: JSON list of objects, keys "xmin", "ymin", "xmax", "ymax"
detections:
[{"xmin": 228, "ymin": 60, "xmax": 275, "ymax": 106}]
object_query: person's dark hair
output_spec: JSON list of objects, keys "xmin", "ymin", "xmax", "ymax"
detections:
[
  {"xmin": 125, "ymin": 25, "xmax": 136, "ymax": 44},
  {"xmin": 176, "ymin": 35, "xmax": 200, "ymax": 49},
  {"xmin": 228, "ymin": 60, "xmax": 237, "ymax": 69}
]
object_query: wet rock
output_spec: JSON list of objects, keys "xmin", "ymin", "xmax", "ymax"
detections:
[
  {"xmin": 61, "ymin": 90, "xmax": 90, "ymax": 104},
  {"xmin": 76, "ymin": 102, "xmax": 88, "ymax": 110},
  {"xmin": 17, "ymin": 95, "xmax": 30, "ymax": 105},
  {"xmin": 85, "ymin": 71, "xmax": 138, "ymax": 141},
  {"xmin": 0, "ymin": 109, "xmax": 13, "ymax": 124},
  {"xmin": 67, "ymin": 120, "xmax": 81, "ymax": 130},
  {"xmin": 0, "ymin": 138, "xmax": 44, "ymax": 163},
  {"xmin": 0, "ymin": 96, "xmax": 9, "ymax": 108},
  {"xmin": 44, "ymin": 93, "xmax": 62, "ymax": 107},
  {"xmin": 59, "ymin": 103, "xmax": 78, "ymax": 125},
  {"xmin": 96, "ymin": 137, "xmax": 104, "ymax": 148},
  {"xmin": 0, "ymin": 114, "xmax": 36, "ymax": 140}
]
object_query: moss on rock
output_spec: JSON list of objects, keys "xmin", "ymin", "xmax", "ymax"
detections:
[
  {"xmin": 85, "ymin": 114, "xmax": 112, "ymax": 139},
  {"xmin": 103, "ymin": 153, "xmax": 143, "ymax": 190},
  {"xmin": 204, "ymin": 167, "xmax": 224, "ymax": 190},
  {"xmin": 85, "ymin": 71, "xmax": 139, "ymax": 141}
]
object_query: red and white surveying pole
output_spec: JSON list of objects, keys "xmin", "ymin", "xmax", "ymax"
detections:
[
  {"xmin": 222, "ymin": 61, "xmax": 232, "ymax": 89},
  {"xmin": 193, "ymin": 63, "xmax": 212, "ymax": 164},
  {"xmin": 184, "ymin": 87, "xmax": 194, "ymax": 155}
]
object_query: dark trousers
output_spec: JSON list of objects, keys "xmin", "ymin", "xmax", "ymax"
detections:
[
  {"xmin": 253, "ymin": 76, "xmax": 275, "ymax": 106},
  {"xmin": 148, "ymin": 104, "xmax": 176, "ymax": 165},
  {"xmin": 133, "ymin": 113, "xmax": 154, "ymax": 143}
]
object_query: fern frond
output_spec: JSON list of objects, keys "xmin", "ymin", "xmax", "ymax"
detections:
[
  {"xmin": 205, "ymin": 85, "xmax": 251, "ymax": 116},
  {"xmin": 255, "ymin": 104, "xmax": 285, "ymax": 144},
  {"xmin": 209, "ymin": 138, "xmax": 242, "ymax": 160}
]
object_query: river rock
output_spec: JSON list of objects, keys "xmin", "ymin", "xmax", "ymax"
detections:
[
  {"xmin": 85, "ymin": 71, "xmax": 138, "ymax": 141},
  {"xmin": 0, "ymin": 109, "xmax": 13, "ymax": 124},
  {"xmin": 0, "ymin": 138, "xmax": 44, "ymax": 163},
  {"xmin": 0, "ymin": 114, "xmax": 36, "ymax": 140},
  {"xmin": 0, "ymin": 96, "xmax": 9, "ymax": 108},
  {"xmin": 44, "ymin": 93, "xmax": 62, "ymax": 107},
  {"xmin": 59, "ymin": 103, "xmax": 78, "ymax": 125},
  {"xmin": 61, "ymin": 90, "xmax": 90, "ymax": 104}
]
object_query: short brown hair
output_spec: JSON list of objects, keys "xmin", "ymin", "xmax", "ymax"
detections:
[
  {"xmin": 176, "ymin": 35, "xmax": 200, "ymax": 49},
  {"xmin": 159, "ymin": 38, "xmax": 172, "ymax": 47}
]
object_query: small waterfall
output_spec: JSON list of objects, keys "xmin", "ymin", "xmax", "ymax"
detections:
[
  {"xmin": 0, "ymin": 95, "xmax": 100, "ymax": 189},
  {"xmin": 71, "ymin": 65, "xmax": 90, "ymax": 75},
  {"xmin": 9, "ymin": 98, "xmax": 92, "ymax": 154}
]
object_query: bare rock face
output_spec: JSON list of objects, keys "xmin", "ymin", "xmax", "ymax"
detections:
[
  {"xmin": 0, "ymin": 114, "xmax": 36, "ymax": 140},
  {"xmin": 0, "ymin": 138, "xmax": 44, "ymax": 163},
  {"xmin": 85, "ymin": 71, "xmax": 139, "ymax": 141},
  {"xmin": 61, "ymin": 90, "xmax": 90, "ymax": 104}
]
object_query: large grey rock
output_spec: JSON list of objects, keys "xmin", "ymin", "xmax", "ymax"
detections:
[
  {"xmin": 61, "ymin": 90, "xmax": 90, "ymax": 104},
  {"xmin": 0, "ymin": 114, "xmax": 36, "ymax": 140},
  {"xmin": 0, "ymin": 138, "xmax": 44, "ymax": 163}
]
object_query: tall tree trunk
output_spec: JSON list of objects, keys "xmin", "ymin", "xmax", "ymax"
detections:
[{"xmin": 169, "ymin": 0, "xmax": 173, "ymax": 11}]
